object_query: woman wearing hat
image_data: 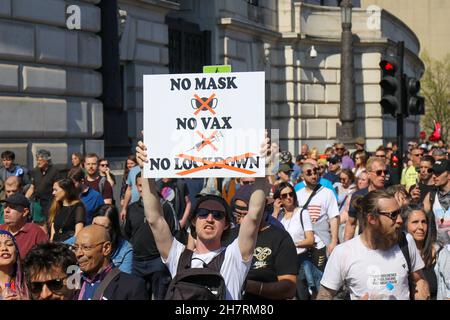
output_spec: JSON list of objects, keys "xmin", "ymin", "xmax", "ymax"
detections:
[{"xmin": 0, "ymin": 230, "xmax": 29, "ymax": 299}]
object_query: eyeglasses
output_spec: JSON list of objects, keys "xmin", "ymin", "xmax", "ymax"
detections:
[
  {"xmin": 377, "ymin": 209, "xmax": 402, "ymax": 221},
  {"xmin": 375, "ymin": 154, "xmax": 386, "ymax": 158},
  {"xmin": 100, "ymin": 163, "xmax": 109, "ymax": 167},
  {"xmin": 241, "ymin": 180, "xmax": 254, "ymax": 185},
  {"xmin": 29, "ymin": 277, "xmax": 67, "ymax": 295},
  {"xmin": 419, "ymin": 167, "xmax": 433, "ymax": 174},
  {"xmin": 305, "ymin": 168, "xmax": 318, "ymax": 176},
  {"xmin": 71, "ymin": 241, "xmax": 107, "ymax": 253},
  {"xmin": 371, "ymin": 169, "xmax": 388, "ymax": 176},
  {"xmin": 412, "ymin": 153, "xmax": 423, "ymax": 157},
  {"xmin": 280, "ymin": 191, "xmax": 294, "ymax": 199},
  {"xmin": 335, "ymin": 147, "xmax": 344, "ymax": 151},
  {"xmin": 196, "ymin": 208, "xmax": 226, "ymax": 220}
]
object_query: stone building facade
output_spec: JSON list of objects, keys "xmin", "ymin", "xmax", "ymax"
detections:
[{"xmin": 0, "ymin": 0, "xmax": 424, "ymax": 167}]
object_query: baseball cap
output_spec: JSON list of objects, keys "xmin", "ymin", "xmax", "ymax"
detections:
[
  {"xmin": 328, "ymin": 156, "xmax": 341, "ymax": 165},
  {"xmin": 1, "ymin": 193, "xmax": 30, "ymax": 209},
  {"xmin": 419, "ymin": 143, "xmax": 428, "ymax": 151},
  {"xmin": 355, "ymin": 137, "xmax": 365, "ymax": 145},
  {"xmin": 280, "ymin": 151, "xmax": 292, "ymax": 164},
  {"xmin": 278, "ymin": 163, "xmax": 293, "ymax": 173},
  {"xmin": 432, "ymin": 159, "xmax": 450, "ymax": 175}
]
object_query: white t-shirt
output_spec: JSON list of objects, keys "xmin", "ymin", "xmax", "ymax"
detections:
[
  {"xmin": 279, "ymin": 207, "xmax": 313, "ymax": 254},
  {"xmin": 320, "ymin": 233, "xmax": 425, "ymax": 300},
  {"xmin": 163, "ymin": 238, "xmax": 251, "ymax": 300},
  {"xmin": 296, "ymin": 186, "xmax": 340, "ymax": 248}
]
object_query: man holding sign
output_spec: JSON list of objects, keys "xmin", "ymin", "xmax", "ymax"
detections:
[
  {"xmin": 135, "ymin": 137, "xmax": 272, "ymax": 300},
  {"xmin": 142, "ymin": 72, "xmax": 266, "ymax": 179}
]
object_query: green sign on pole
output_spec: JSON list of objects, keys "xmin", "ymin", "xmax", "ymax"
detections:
[{"xmin": 203, "ymin": 65, "xmax": 232, "ymax": 73}]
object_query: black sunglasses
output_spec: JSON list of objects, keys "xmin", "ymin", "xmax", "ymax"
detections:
[
  {"xmin": 196, "ymin": 208, "xmax": 225, "ymax": 220},
  {"xmin": 100, "ymin": 163, "xmax": 109, "ymax": 167},
  {"xmin": 305, "ymin": 168, "xmax": 318, "ymax": 176},
  {"xmin": 372, "ymin": 169, "xmax": 388, "ymax": 176},
  {"xmin": 280, "ymin": 191, "xmax": 294, "ymax": 200},
  {"xmin": 29, "ymin": 278, "xmax": 66, "ymax": 295},
  {"xmin": 377, "ymin": 209, "xmax": 401, "ymax": 221},
  {"xmin": 417, "ymin": 167, "xmax": 433, "ymax": 174},
  {"xmin": 241, "ymin": 181, "xmax": 254, "ymax": 185}
]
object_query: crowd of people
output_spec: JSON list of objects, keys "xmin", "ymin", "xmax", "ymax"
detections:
[{"xmin": 0, "ymin": 135, "xmax": 448, "ymax": 300}]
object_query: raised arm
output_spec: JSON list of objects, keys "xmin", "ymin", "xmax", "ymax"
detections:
[
  {"xmin": 238, "ymin": 137, "xmax": 271, "ymax": 262},
  {"xmin": 238, "ymin": 177, "xmax": 268, "ymax": 261},
  {"xmin": 136, "ymin": 141, "xmax": 174, "ymax": 260}
]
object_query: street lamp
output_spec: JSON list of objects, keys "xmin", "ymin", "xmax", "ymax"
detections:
[{"xmin": 337, "ymin": 0, "xmax": 356, "ymax": 145}]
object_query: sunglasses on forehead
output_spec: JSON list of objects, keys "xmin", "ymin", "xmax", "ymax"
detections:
[
  {"xmin": 29, "ymin": 278, "xmax": 66, "ymax": 295},
  {"xmin": 196, "ymin": 208, "xmax": 226, "ymax": 220}
]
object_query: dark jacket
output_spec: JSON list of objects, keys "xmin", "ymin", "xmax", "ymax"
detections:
[{"xmin": 102, "ymin": 271, "xmax": 148, "ymax": 300}]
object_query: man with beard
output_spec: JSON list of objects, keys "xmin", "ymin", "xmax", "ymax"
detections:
[
  {"xmin": 317, "ymin": 190, "xmax": 430, "ymax": 300},
  {"xmin": 344, "ymin": 157, "xmax": 387, "ymax": 241}
]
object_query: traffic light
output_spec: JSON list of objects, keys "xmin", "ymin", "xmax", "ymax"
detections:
[
  {"xmin": 404, "ymin": 77, "xmax": 425, "ymax": 116},
  {"xmin": 379, "ymin": 56, "xmax": 402, "ymax": 116}
]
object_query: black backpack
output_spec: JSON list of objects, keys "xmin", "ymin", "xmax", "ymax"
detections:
[{"xmin": 165, "ymin": 249, "xmax": 227, "ymax": 300}]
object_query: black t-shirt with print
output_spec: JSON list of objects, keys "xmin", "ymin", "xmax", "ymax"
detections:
[{"xmin": 243, "ymin": 225, "xmax": 297, "ymax": 300}]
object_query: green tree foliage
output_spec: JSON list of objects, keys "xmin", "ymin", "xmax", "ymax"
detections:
[{"xmin": 420, "ymin": 51, "xmax": 450, "ymax": 143}]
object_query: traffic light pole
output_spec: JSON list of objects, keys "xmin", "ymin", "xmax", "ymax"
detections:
[{"xmin": 396, "ymin": 41, "xmax": 405, "ymax": 167}]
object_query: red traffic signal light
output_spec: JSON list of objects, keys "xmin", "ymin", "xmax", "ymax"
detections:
[
  {"xmin": 379, "ymin": 56, "xmax": 401, "ymax": 116},
  {"xmin": 380, "ymin": 59, "xmax": 397, "ymax": 74}
]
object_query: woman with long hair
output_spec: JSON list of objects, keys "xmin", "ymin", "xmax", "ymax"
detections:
[
  {"xmin": 272, "ymin": 182, "xmax": 315, "ymax": 299},
  {"xmin": 70, "ymin": 152, "xmax": 84, "ymax": 169},
  {"xmin": 48, "ymin": 179, "xmax": 86, "ymax": 242},
  {"xmin": 402, "ymin": 204, "xmax": 438, "ymax": 299},
  {"xmin": 92, "ymin": 205, "xmax": 133, "ymax": 274},
  {"xmin": 0, "ymin": 230, "xmax": 29, "ymax": 299},
  {"xmin": 120, "ymin": 155, "xmax": 138, "ymax": 206},
  {"xmin": 352, "ymin": 150, "xmax": 367, "ymax": 178}
]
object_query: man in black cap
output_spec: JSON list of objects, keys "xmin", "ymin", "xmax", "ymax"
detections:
[
  {"xmin": 136, "ymin": 140, "xmax": 270, "ymax": 300},
  {"xmin": 424, "ymin": 159, "xmax": 450, "ymax": 246},
  {"xmin": 0, "ymin": 193, "xmax": 48, "ymax": 258},
  {"xmin": 26, "ymin": 149, "xmax": 61, "ymax": 217}
]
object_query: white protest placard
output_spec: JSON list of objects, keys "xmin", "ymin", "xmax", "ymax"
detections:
[{"xmin": 143, "ymin": 71, "xmax": 265, "ymax": 178}]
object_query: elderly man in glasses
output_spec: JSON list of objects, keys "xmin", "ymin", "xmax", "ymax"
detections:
[
  {"xmin": 24, "ymin": 242, "xmax": 78, "ymax": 300},
  {"xmin": 74, "ymin": 225, "xmax": 147, "ymax": 300},
  {"xmin": 344, "ymin": 157, "xmax": 389, "ymax": 241},
  {"xmin": 317, "ymin": 190, "xmax": 430, "ymax": 300}
]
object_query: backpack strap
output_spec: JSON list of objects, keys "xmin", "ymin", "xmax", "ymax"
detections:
[
  {"xmin": 399, "ymin": 232, "xmax": 415, "ymax": 300},
  {"xmin": 176, "ymin": 248, "xmax": 226, "ymax": 273},
  {"xmin": 92, "ymin": 267, "xmax": 121, "ymax": 300},
  {"xmin": 177, "ymin": 249, "xmax": 195, "ymax": 273},
  {"xmin": 299, "ymin": 184, "xmax": 322, "ymax": 230},
  {"xmin": 206, "ymin": 249, "xmax": 226, "ymax": 272}
]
